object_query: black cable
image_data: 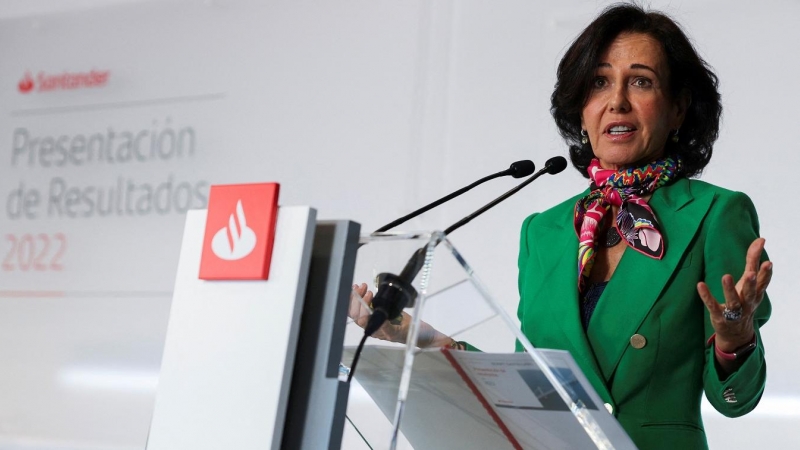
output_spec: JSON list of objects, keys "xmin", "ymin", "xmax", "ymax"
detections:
[
  {"xmin": 347, "ymin": 333, "xmax": 369, "ymax": 384},
  {"xmin": 345, "ymin": 413, "xmax": 376, "ymax": 450}
]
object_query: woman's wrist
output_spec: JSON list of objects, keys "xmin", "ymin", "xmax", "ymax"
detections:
[
  {"xmin": 712, "ymin": 332, "xmax": 756, "ymax": 353},
  {"xmin": 421, "ymin": 329, "xmax": 463, "ymax": 349},
  {"xmin": 410, "ymin": 321, "xmax": 463, "ymax": 349},
  {"xmin": 707, "ymin": 332, "xmax": 757, "ymax": 360},
  {"xmin": 707, "ymin": 332, "xmax": 756, "ymax": 379},
  {"xmin": 426, "ymin": 332, "xmax": 455, "ymax": 348}
]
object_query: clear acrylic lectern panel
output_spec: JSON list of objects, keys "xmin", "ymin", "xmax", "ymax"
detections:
[{"xmin": 340, "ymin": 232, "xmax": 637, "ymax": 450}]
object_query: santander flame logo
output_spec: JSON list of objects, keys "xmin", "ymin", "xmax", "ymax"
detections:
[
  {"xmin": 211, "ymin": 200, "xmax": 257, "ymax": 260},
  {"xmin": 199, "ymin": 183, "xmax": 279, "ymax": 280},
  {"xmin": 18, "ymin": 72, "xmax": 34, "ymax": 93}
]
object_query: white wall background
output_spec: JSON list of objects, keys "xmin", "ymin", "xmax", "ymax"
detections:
[{"xmin": 0, "ymin": 0, "xmax": 797, "ymax": 449}]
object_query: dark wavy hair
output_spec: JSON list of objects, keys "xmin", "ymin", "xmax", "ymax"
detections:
[{"xmin": 551, "ymin": 3, "xmax": 721, "ymax": 178}]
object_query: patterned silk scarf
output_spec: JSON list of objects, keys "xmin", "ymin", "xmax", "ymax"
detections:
[{"xmin": 574, "ymin": 157, "xmax": 682, "ymax": 291}]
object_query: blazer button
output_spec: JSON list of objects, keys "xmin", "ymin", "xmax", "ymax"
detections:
[
  {"xmin": 630, "ymin": 334, "xmax": 647, "ymax": 349},
  {"xmin": 604, "ymin": 403, "xmax": 614, "ymax": 414}
]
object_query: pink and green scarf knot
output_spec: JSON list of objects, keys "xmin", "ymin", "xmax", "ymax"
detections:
[{"xmin": 574, "ymin": 156, "xmax": 683, "ymax": 291}]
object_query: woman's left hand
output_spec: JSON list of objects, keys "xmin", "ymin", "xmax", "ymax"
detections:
[{"xmin": 697, "ymin": 238, "xmax": 773, "ymax": 353}]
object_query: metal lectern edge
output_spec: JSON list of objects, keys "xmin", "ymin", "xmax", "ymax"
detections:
[{"xmin": 280, "ymin": 220, "xmax": 360, "ymax": 450}]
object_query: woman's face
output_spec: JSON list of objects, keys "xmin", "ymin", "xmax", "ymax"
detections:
[{"xmin": 581, "ymin": 32, "xmax": 686, "ymax": 170}]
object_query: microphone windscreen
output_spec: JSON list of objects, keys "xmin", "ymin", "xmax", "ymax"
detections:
[
  {"xmin": 509, "ymin": 160, "xmax": 536, "ymax": 178},
  {"xmin": 545, "ymin": 156, "xmax": 568, "ymax": 174}
]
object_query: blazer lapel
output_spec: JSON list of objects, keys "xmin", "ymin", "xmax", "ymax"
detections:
[
  {"xmin": 585, "ymin": 179, "xmax": 714, "ymax": 382},
  {"xmin": 530, "ymin": 207, "xmax": 611, "ymax": 401}
]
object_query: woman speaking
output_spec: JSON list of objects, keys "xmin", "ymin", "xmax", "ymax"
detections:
[
  {"xmin": 518, "ymin": 4, "xmax": 772, "ymax": 449},
  {"xmin": 352, "ymin": 4, "xmax": 773, "ymax": 449}
]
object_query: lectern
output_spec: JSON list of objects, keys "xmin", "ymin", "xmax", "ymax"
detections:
[
  {"xmin": 146, "ymin": 183, "xmax": 636, "ymax": 449},
  {"xmin": 340, "ymin": 231, "xmax": 639, "ymax": 450}
]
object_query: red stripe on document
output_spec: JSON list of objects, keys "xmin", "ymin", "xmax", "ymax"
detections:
[{"xmin": 441, "ymin": 348, "xmax": 523, "ymax": 450}]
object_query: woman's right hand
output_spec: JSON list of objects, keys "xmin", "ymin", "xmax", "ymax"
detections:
[{"xmin": 348, "ymin": 282, "xmax": 453, "ymax": 348}]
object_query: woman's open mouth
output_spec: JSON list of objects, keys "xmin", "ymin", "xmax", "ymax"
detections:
[{"xmin": 604, "ymin": 123, "xmax": 637, "ymax": 140}]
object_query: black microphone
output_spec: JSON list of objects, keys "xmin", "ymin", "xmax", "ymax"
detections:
[
  {"xmin": 543, "ymin": 155, "xmax": 568, "ymax": 174},
  {"xmin": 445, "ymin": 156, "xmax": 566, "ymax": 235},
  {"xmin": 363, "ymin": 156, "xmax": 568, "ymax": 337},
  {"xmin": 373, "ymin": 160, "xmax": 535, "ymax": 233}
]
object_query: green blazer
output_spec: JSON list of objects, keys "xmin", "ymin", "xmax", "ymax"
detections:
[{"xmin": 516, "ymin": 178, "xmax": 770, "ymax": 450}]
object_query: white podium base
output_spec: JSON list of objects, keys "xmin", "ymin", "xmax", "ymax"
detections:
[{"xmin": 147, "ymin": 206, "xmax": 316, "ymax": 450}]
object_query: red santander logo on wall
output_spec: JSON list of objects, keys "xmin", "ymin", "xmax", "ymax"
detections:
[
  {"xmin": 17, "ymin": 69, "xmax": 110, "ymax": 94},
  {"xmin": 18, "ymin": 73, "xmax": 34, "ymax": 93},
  {"xmin": 199, "ymin": 183, "xmax": 280, "ymax": 281}
]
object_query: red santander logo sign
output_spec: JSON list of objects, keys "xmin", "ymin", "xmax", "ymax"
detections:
[
  {"xmin": 18, "ymin": 69, "xmax": 110, "ymax": 94},
  {"xmin": 199, "ymin": 183, "xmax": 280, "ymax": 280}
]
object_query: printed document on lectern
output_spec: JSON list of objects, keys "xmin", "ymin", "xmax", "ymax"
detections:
[{"xmin": 350, "ymin": 347, "xmax": 637, "ymax": 450}]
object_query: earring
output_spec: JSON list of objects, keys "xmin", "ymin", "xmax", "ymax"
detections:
[
  {"xmin": 581, "ymin": 130, "xmax": 588, "ymax": 145},
  {"xmin": 671, "ymin": 129, "xmax": 680, "ymax": 143}
]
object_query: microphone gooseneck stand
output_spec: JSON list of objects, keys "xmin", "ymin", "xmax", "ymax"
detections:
[
  {"xmin": 346, "ymin": 159, "xmax": 534, "ymax": 383},
  {"xmin": 373, "ymin": 159, "xmax": 535, "ymax": 233},
  {"xmin": 347, "ymin": 156, "xmax": 567, "ymax": 384}
]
